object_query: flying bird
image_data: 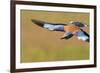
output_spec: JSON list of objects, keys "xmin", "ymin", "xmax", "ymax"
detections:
[{"xmin": 31, "ymin": 19, "xmax": 89, "ymax": 42}]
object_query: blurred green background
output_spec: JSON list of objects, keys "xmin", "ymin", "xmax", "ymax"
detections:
[{"xmin": 20, "ymin": 10, "xmax": 90, "ymax": 63}]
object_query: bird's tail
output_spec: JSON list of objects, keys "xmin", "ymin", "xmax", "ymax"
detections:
[{"xmin": 31, "ymin": 19, "xmax": 46, "ymax": 27}]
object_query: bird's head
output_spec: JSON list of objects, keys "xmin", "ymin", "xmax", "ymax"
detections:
[
  {"xmin": 69, "ymin": 21, "xmax": 75, "ymax": 24},
  {"xmin": 69, "ymin": 21, "xmax": 89, "ymax": 28}
]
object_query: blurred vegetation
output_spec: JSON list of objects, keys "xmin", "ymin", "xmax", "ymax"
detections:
[
  {"xmin": 21, "ymin": 10, "xmax": 89, "ymax": 63},
  {"xmin": 21, "ymin": 45, "xmax": 89, "ymax": 63}
]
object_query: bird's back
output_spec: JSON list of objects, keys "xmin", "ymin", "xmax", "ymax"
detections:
[{"xmin": 64, "ymin": 25, "xmax": 80, "ymax": 33}]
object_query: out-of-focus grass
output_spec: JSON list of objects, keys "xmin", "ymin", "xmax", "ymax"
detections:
[
  {"xmin": 21, "ymin": 10, "xmax": 90, "ymax": 63},
  {"xmin": 21, "ymin": 45, "xmax": 89, "ymax": 63}
]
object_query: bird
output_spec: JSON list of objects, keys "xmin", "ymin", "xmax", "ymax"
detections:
[{"xmin": 31, "ymin": 19, "xmax": 89, "ymax": 42}]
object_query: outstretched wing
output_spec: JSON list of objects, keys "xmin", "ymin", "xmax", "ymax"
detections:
[
  {"xmin": 81, "ymin": 29, "xmax": 89, "ymax": 42},
  {"xmin": 32, "ymin": 19, "xmax": 47, "ymax": 27},
  {"xmin": 75, "ymin": 29, "xmax": 89, "ymax": 42},
  {"xmin": 32, "ymin": 19, "xmax": 66, "ymax": 31},
  {"xmin": 61, "ymin": 31, "xmax": 73, "ymax": 39}
]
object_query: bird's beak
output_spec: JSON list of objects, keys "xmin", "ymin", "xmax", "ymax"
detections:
[{"xmin": 85, "ymin": 24, "xmax": 89, "ymax": 27}]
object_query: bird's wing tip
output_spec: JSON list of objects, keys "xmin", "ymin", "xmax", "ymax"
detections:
[{"xmin": 31, "ymin": 19, "xmax": 37, "ymax": 22}]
